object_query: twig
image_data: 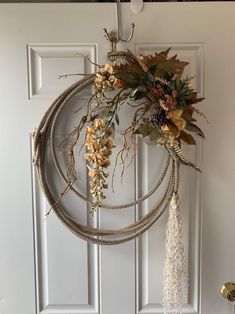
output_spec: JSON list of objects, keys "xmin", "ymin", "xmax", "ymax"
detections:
[
  {"xmin": 75, "ymin": 53, "xmax": 101, "ymax": 68},
  {"xmin": 58, "ymin": 73, "xmax": 93, "ymax": 79}
]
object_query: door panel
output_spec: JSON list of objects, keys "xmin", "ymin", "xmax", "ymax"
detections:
[
  {"xmin": 135, "ymin": 43, "xmax": 203, "ymax": 314},
  {"xmin": 1, "ymin": 3, "xmax": 235, "ymax": 314}
]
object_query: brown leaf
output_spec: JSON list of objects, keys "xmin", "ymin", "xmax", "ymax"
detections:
[
  {"xmin": 139, "ymin": 49, "xmax": 189, "ymax": 78},
  {"xmin": 181, "ymin": 108, "xmax": 196, "ymax": 122},
  {"xmin": 166, "ymin": 122, "xmax": 179, "ymax": 137},
  {"xmin": 186, "ymin": 97, "xmax": 205, "ymax": 105},
  {"xmin": 179, "ymin": 130, "xmax": 196, "ymax": 145},
  {"xmin": 157, "ymin": 58, "xmax": 188, "ymax": 77}
]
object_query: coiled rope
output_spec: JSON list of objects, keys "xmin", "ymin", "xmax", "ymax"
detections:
[{"xmin": 33, "ymin": 75, "xmax": 178, "ymax": 245}]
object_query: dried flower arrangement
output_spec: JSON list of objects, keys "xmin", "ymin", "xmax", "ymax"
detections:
[{"xmin": 82, "ymin": 48, "xmax": 205, "ymax": 213}]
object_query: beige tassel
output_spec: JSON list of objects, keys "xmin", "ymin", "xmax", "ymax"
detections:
[{"xmin": 163, "ymin": 192, "xmax": 187, "ymax": 314}]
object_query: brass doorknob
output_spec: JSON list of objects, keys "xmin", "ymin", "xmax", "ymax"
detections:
[{"xmin": 220, "ymin": 282, "xmax": 235, "ymax": 302}]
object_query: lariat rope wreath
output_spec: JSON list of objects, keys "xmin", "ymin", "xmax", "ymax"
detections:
[{"xmin": 33, "ymin": 48, "xmax": 205, "ymax": 314}]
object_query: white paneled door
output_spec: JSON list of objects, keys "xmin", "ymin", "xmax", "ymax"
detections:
[{"xmin": 1, "ymin": 3, "xmax": 235, "ymax": 314}]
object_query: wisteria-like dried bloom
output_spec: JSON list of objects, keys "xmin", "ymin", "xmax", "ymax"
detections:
[
  {"xmin": 100, "ymin": 64, "xmax": 114, "ymax": 75},
  {"xmin": 84, "ymin": 118, "xmax": 115, "ymax": 214},
  {"xmin": 95, "ymin": 64, "xmax": 118, "ymax": 94}
]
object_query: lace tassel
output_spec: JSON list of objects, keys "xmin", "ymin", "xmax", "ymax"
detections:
[{"xmin": 163, "ymin": 192, "xmax": 187, "ymax": 314}]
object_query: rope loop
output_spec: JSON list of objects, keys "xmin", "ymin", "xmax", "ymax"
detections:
[{"xmin": 34, "ymin": 75, "xmax": 175, "ymax": 245}]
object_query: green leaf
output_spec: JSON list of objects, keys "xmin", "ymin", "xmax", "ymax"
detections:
[
  {"xmin": 115, "ymin": 72, "xmax": 140, "ymax": 88},
  {"xmin": 143, "ymin": 65, "xmax": 157, "ymax": 83}
]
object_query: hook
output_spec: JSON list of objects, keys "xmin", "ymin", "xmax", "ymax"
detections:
[
  {"xmin": 104, "ymin": 0, "xmax": 135, "ymax": 50},
  {"xmin": 116, "ymin": 0, "xmax": 135, "ymax": 43}
]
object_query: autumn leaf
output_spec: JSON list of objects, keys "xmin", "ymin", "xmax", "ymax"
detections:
[
  {"xmin": 166, "ymin": 122, "xmax": 180, "ymax": 137},
  {"xmin": 181, "ymin": 108, "xmax": 197, "ymax": 122},
  {"xmin": 138, "ymin": 49, "xmax": 189, "ymax": 79},
  {"xmin": 186, "ymin": 97, "xmax": 205, "ymax": 105},
  {"xmin": 179, "ymin": 130, "xmax": 196, "ymax": 145},
  {"xmin": 139, "ymin": 48, "xmax": 171, "ymax": 69},
  {"xmin": 156, "ymin": 59, "xmax": 188, "ymax": 78}
]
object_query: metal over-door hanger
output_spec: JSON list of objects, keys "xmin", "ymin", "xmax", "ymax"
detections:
[{"xmin": 103, "ymin": 0, "xmax": 143, "ymax": 51}]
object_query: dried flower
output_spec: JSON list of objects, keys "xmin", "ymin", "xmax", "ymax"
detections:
[
  {"xmin": 157, "ymin": 134, "xmax": 178, "ymax": 147},
  {"xmin": 94, "ymin": 118, "xmax": 105, "ymax": 129},
  {"xmin": 165, "ymin": 95, "xmax": 176, "ymax": 110},
  {"xmin": 149, "ymin": 84, "xmax": 165, "ymax": 98},
  {"xmin": 95, "ymin": 64, "xmax": 118, "ymax": 94},
  {"xmin": 100, "ymin": 64, "xmax": 114, "ymax": 75},
  {"xmin": 160, "ymin": 95, "xmax": 176, "ymax": 111},
  {"xmin": 84, "ymin": 118, "xmax": 115, "ymax": 214}
]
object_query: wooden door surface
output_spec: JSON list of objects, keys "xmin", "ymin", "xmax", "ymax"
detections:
[{"xmin": 0, "ymin": 3, "xmax": 235, "ymax": 314}]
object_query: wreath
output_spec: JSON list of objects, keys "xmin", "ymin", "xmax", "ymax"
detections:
[{"xmin": 33, "ymin": 48, "xmax": 205, "ymax": 314}]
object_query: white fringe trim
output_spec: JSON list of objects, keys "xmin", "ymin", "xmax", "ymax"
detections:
[{"xmin": 163, "ymin": 193, "xmax": 187, "ymax": 314}]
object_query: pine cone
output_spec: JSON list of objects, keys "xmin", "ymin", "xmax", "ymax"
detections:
[{"xmin": 150, "ymin": 109, "xmax": 167, "ymax": 127}]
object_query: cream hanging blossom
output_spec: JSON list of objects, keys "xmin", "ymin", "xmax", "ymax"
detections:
[
  {"xmin": 84, "ymin": 118, "xmax": 115, "ymax": 214},
  {"xmin": 95, "ymin": 64, "xmax": 118, "ymax": 94}
]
